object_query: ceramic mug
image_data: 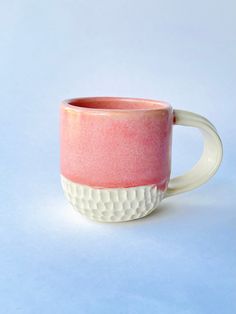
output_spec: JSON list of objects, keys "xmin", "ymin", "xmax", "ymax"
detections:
[{"xmin": 60, "ymin": 97, "xmax": 223, "ymax": 222}]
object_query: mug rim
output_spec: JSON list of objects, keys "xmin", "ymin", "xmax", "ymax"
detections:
[{"xmin": 62, "ymin": 96, "xmax": 172, "ymax": 114}]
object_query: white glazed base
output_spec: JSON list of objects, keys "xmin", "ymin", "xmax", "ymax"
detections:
[{"xmin": 61, "ymin": 175, "xmax": 164, "ymax": 222}]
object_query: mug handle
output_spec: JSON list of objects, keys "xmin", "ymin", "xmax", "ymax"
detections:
[{"xmin": 165, "ymin": 109, "xmax": 223, "ymax": 198}]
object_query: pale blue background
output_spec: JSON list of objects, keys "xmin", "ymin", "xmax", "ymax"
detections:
[{"xmin": 0, "ymin": 0, "xmax": 235, "ymax": 313}]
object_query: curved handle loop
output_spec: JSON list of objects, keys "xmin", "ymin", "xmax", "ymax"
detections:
[{"xmin": 165, "ymin": 109, "xmax": 223, "ymax": 198}]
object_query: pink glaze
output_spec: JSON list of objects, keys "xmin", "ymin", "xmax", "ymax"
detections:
[{"xmin": 61, "ymin": 97, "xmax": 173, "ymax": 190}]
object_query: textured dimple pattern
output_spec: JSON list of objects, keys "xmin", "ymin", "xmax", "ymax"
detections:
[{"xmin": 61, "ymin": 175, "xmax": 164, "ymax": 222}]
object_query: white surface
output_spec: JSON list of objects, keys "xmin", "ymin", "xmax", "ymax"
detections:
[
  {"xmin": 61, "ymin": 175, "xmax": 164, "ymax": 222},
  {"xmin": 0, "ymin": 0, "xmax": 235, "ymax": 313}
]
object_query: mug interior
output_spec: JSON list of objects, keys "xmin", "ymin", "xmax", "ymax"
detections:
[{"xmin": 66, "ymin": 97, "xmax": 170, "ymax": 111}]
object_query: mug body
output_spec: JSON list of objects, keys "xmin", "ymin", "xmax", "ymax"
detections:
[{"xmin": 61, "ymin": 97, "xmax": 173, "ymax": 222}]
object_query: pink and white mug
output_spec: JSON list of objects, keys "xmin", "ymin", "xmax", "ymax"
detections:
[{"xmin": 60, "ymin": 97, "xmax": 223, "ymax": 222}]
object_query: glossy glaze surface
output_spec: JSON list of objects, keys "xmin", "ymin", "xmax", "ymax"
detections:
[{"xmin": 61, "ymin": 97, "xmax": 173, "ymax": 190}]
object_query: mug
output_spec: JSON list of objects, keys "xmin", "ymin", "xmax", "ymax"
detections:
[{"xmin": 60, "ymin": 97, "xmax": 223, "ymax": 222}]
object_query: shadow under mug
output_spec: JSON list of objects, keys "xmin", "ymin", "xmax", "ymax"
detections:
[{"xmin": 60, "ymin": 97, "xmax": 223, "ymax": 222}]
